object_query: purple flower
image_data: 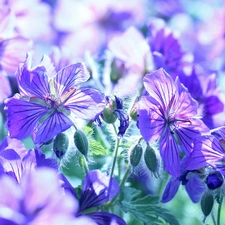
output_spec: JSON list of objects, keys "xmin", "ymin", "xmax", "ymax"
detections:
[
  {"xmin": 62, "ymin": 170, "xmax": 126, "ymax": 225},
  {"xmin": 0, "ymin": 137, "xmax": 58, "ymax": 182},
  {"xmin": 186, "ymin": 127, "xmax": 225, "ymax": 176},
  {"xmin": 5, "ymin": 55, "xmax": 104, "ymax": 144},
  {"xmin": 138, "ymin": 68, "xmax": 208, "ymax": 176},
  {"xmin": 148, "ymin": 19, "xmax": 192, "ymax": 79},
  {"xmin": 162, "ymin": 171, "xmax": 206, "ymax": 203},
  {"xmin": 0, "ymin": 168, "xmax": 95, "ymax": 225}
]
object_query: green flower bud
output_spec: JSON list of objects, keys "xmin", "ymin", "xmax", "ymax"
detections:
[
  {"xmin": 144, "ymin": 144, "xmax": 160, "ymax": 175},
  {"xmin": 201, "ymin": 192, "xmax": 214, "ymax": 220},
  {"xmin": 102, "ymin": 106, "xmax": 117, "ymax": 124},
  {"xmin": 74, "ymin": 129, "xmax": 89, "ymax": 157},
  {"xmin": 130, "ymin": 103, "xmax": 138, "ymax": 121},
  {"xmin": 129, "ymin": 142, "xmax": 143, "ymax": 167},
  {"xmin": 53, "ymin": 133, "xmax": 69, "ymax": 159}
]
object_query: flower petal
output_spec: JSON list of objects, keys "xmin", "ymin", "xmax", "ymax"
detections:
[
  {"xmin": 55, "ymin": 63, "xmax": 90, "ymax": 96},
  {"xmin": 160, "ymin": 128, "xmax": 181, "ymax": 176},
  {"xmin": 143, "ymin": 68, "xmax": 176, "ymax": 111},
  {"xmin": 161, "ymin": 176, "xmax": 180, "ymax": 203},
  {"xmin": 33, "ymin": 110, "xmax": 73, "ymax": 144},
  {"xmin": 79, "ymin": 170, "xmax": 120, "ymax": 212},
  {"xmin": 138, "ymin": 95, "xmax": 165, "ymax": 142},
  {"xmin": 64, "ymin": 88, "xmax": 104, "ymax": 120},
  {"xmin": 88, "ymin": 212, "xmax": 126, "ymax": 225},
  {"xmin": 5, "ymin": 96, "xmax": 47, "ymax": 140}
]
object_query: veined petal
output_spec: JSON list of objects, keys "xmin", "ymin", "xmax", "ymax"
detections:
[
  {"xmin": 64, "ymin": 88, "xmax": 104, "ymax": 120},
  {"xmin": 160, "ymin": 128, "xmax": 181, "ymax": 176},
  {"xmin": 18, "ymin": 65, "xmax": 50, "ymax": 98},
  {"xmin": 88, "ymin": 212, "xmax": 126, "ymax": 225},
  {"xmin": 55, "ymin": 63, "xmax": 90, "ymax": 96},
  {"xmin": 172, "ymin": 77, "xmax": 198, "ymax": 118},
  {"xmin": 143, "ymin": 68, "xmax": 176, "ymax": 111},
  {"xmin": 138, "ymin": 96, "xmax": 165, "ymax": 142},
  {"xmin": 186, "ymin": 135, "xmax": 225, "ymax": 170},
  {"xmin": 175, "ymin": 125, "xmax": 201, "ymax": 155},
  {"xmin": 211, "ymin": 126, "xmax": 225, "ymax": 140},
  {"xmin": 33, "ymin": 110, "xmax": 73, "ymax": 144},
  {"xmin": 161, "ymin": 177, "xmax": 180, "ymax": 203},
  {"xmin": 185, "ymin": 174, "xmax": 205, "ymax": 203},
  {"xmin": 79, "ymin": 170, "xmax": 119, "ymax": 212},
  {"xmin": 4, "ymin": 97, "xmax": 47, "ymax": 140}
]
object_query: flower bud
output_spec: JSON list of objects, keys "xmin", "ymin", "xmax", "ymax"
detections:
[
  {"xmin": 74, "ymin": 130, "xmax": 89, "ymax": 157},
  {"xmin": 102, "ymin": 106, "xmax": 117, "ymax": 124},
  {"xmin": 206, "ymin": 171, "xmax": 224, "ymax": 190},
  {"xmin": 129, "ymin": 142, "xmax": 143, "ymax": 167},
  {"xmin": 201, "ymin": 192, "xmax": 214, "ymax": 219},
  {"xmin": 144, "ymin": 144, "xmax": 160, "ymax": 175},
  {"xmin": 130, "ymin": 103, "xmax": 138, "ymax": 121},
  {"xmin": 53, "ymin": 133, "xmax": 69, "ymax": 159}
]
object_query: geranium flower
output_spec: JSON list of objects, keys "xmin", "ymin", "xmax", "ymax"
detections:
[
  {"xmin": 0, "ymin": 168, "xmax": 96, "ymax": 225},
  {"xmin": 5, "ymin": 55, "xmax": 104, "ymax": 144},
  {"xmin": 138, "ymin": 68, "xmax": 208, "ymax": 176},
  {"xmin": 186, "ymin": 126, "xmax": 225, "ymax": 175},
  {"xmin": 62, "ymin": 170, "xmax": 126, "ymax": 225}
]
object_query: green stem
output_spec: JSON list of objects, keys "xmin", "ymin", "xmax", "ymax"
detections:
[
  {"xmin": 109, "ymin": 166, "xmax": 130, "ymax": 206},
  {"xmin": 83, "ymin": 156, "xmax": 89, "ymax": 174},
  {"xmin": 109, "ymin": 124, "xmax": 121, "ymax": 179},
  {"xmin": 217, "ymin": 197, "xmax": 223, "ymax": 225},
  {"xmin": 211, "ymin": 211, "xmax": 216, "ymax": 225},
  {"xmin": 119, "ymin": 165, "xmax": 130, "ymax": 189}
]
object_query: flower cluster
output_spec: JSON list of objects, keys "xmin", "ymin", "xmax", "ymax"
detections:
[{"xmin": 0, "ymin": 0, "xmax": 225, "ymax": 225}]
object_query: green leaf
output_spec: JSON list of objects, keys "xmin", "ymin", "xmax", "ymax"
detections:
[
  {"xmin": 89, "ymin": 139, "xmax": 107, "ymax": 155},
  {"xmin": 83, "ymin": 126, "xmax": 94, "ymax": 137},
  {"xmin": 120, "ymin": 194, "xmax": 180, "ymax": 225}
]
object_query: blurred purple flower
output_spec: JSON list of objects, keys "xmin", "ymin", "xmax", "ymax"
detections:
[
  {"xmin": 54, "ymin": 0, "xmax": 147, "ymax": 57},
  {"xmin": 0, "ymin": 73, "xmax": 11, "ymax": 102},
  {"xmin": 186, "ymin": 127, "xmax": 225, "ymax": 176},
  {"xmin": 180, "ymin": 68, "xmax": 224, "ymax": 128},
  {"xmin": 138, "ymin": 68, "xmax": 208, "ymax": 176},
  {"xmin": 5, "ymin": 55, "xmax": 104, "ymax": 144},
  {"xmin": 62, "ymin": 170, "xmax": 126, "ymax": 225},
  {"xmin": 148, "ymin": 19, "xmax": 192, "ymax": 79},
  {"xmin": 0, "ymin": 0, "xmax": 54, "ymax": 41},
  {"xmin": 0, "ymin": 136, "xmax": 58, "ymax": 182},
  {"xmin": 0, "ymin": 168, "xmax": 95, "ymax": 225}
]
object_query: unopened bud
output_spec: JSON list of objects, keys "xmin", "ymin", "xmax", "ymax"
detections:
[
  {"xmin": 206, "ymin": 171, "xmax": 224, "ymax": 190},
  {"xmin": 201, "ymin": 192, "xmax": 214, "ymax": 219},
  {"xmin": 53, "ymin": 133, "xmax": 69, "ymax": 159},
  {"xmin": 74, "ymin": 130, "xmax": 89, "ymax": 157},
  {"xmin": 102, "ymin": 107, "xmax": 117, "ymax": 124},
  {"xmin": 130, "ymin": 104, "xmax": 138, "ymax": 121},
  {"xmin": 144, "ymin": 144, "xmax": 160, "ymax": 175},
  {"xmin": 129, "ymin": 142, "xmax": 143, "ymax": 167}
]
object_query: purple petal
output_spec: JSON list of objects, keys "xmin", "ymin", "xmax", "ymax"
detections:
[
  {"xmin": 4, "ymin": 97, "xmax": 47, "ymax": 140},
  {"xmin": 64, "ymin": 88, "xmax": 104, "ymax": 120},
  {"xmin": 205, "ymin": 95, "xmax": 224, "ymax": 115},
  {"xmin": 79, "ymin": 170, "xmax": 120, "ymax": 212},
  {"xmin": 161, "ymin": 176, "xmax": 180, "ymax": 203},
  {"xmin": 0, "ymin": 37, "xmax": 32, "ymax": 75},
  {"xmin": 160, "ymin": 128, "xmax": 181, "ymax": 176},
  {"xmin": 88, "ymin": 212, "xmax": 126, "ymax": 225},
  {"xmin": 185, "ymin": 174, "xmax": 206, "ymax": 203},
  {"xmin": 173, "ymin": 76, "xmax": 198, "ymax": 117},
  {"xmin": 175, "ymin": 124, "xmax": 201, "ymax": 155},
  {"xmin": 211, "ymin": 126, "xmax": 225, "ymax": 139},
  {"xmin": 59, "ymin": 174, "xmax": 77, "ymax": 198},
  {"xmin": 138, "ymin": 96, "xmax": 165, "ymax": 142},
  {"xmin": 143, "ymin": 68, "xmax": 176, "ymax": 111},
  {"xmin": 186, "ymin": 135, "xmax": 225, "ymax": 170},
  {"xmin": 17, "ymin": 64, "xmax": 50, "ymax": 98},
  {"xmin": 0, "ymin": 74, "xmax": 11, "ymax": 102},
  {"xmin": 32, "ymin": 110, "xmax": 73, "ymax": 144},
  {"xmin": 55, "ymin": 63, "xmax": 90, "ymax": 96}
]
